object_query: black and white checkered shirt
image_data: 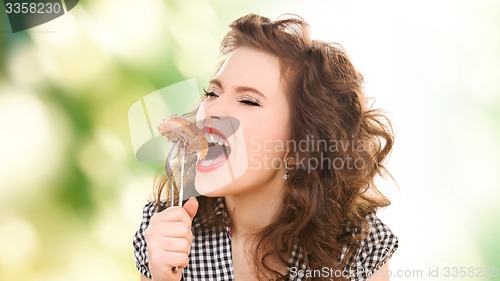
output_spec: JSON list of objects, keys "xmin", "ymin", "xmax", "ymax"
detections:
[{"xmin": 133, "ymin": 197, "xmax": 398, "ymax": 280}]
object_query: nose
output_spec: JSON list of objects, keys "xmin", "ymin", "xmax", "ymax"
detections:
[
  {"xmin": 196, "ymin": 95, "xmax": 228, "ymax": 130},
  {"xmin": 200, "ymin": 95, "xmax": 228, "ymax": 119},
  {"xmin": 195, "ymin": 97, "xmax": 241, "ymax": 140}
]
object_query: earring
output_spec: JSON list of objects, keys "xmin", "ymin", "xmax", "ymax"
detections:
[{"xmin": 283, "ymin": 159, "xmax": 289, "ymax": 180}]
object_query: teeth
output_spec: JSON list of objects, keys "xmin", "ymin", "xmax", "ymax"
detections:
[{"xmin": 204, "ymin": 133, "xmax": 229, "ymax": 147}]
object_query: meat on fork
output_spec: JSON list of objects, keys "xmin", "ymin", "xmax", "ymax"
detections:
[{"xmin": 158, "ymin": 115, "xmax": 208, "ymax": 159}]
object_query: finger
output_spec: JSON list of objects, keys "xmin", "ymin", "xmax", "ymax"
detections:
[
  {"xmin": 146, "ymin": 221, "xmax": 191, "ymax": 238},
  {"xmin": 168, "ymin": 253, "xmax": 189, "ymax": 269},
  {"xmin": 150, "ymin": 251, "xmax": 189, "ymax": 269},
  {"xmin": 159, "ymin": 237, "xmax": 191, "ymax": 253},
  {"xmin": 183, "ymin": 197, "xmax": 199, "ymax": 221},
  {"xmin": 152, "ymin": 206, "xmax": 192, "ymax": 225}
]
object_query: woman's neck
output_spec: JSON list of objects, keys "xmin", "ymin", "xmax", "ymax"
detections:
[{"xmin": 224, "ymin": 177, "xmax": 285, "ymax": 238}]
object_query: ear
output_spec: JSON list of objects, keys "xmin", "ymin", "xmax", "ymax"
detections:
[{"xmin": 283, "ymin": 152, "xmax": 299, "ymax": 167}]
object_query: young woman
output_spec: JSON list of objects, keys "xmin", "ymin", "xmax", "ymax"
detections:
[{"xmin": 134, "ymin": 14, "xmax": 398, "ymax": 281}]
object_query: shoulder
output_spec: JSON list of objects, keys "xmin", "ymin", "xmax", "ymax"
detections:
[
  {"xmin": 361, "ymin": 213, "xmax": 398, "ymax": 256},
  {"xmin": 348, "ymin": 213, "xmax": 398, "ymax": 279},
  {"xmin": 142, "ymin": 201, "xmax": 157, "ymax": 218},
  {"xmin": 136, "ymin": 201, "xmax": 157, "ymax": 230},
  {"xmin": 132, "ymin": 201, "xmax": 157, "ymax": 279}
]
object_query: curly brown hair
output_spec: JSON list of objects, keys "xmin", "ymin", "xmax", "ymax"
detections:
[{"xmin": 155, "ymin": 14, "xmax": 394, "ymax": 280}]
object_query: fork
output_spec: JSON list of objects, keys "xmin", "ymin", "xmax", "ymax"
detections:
[
  {"xmin": 165, "ymin": 140, "xmax": 187, "ymax": 207},
  {"xmin": 164, "ymin": 139, "xmax": 186, "ymax": 273}
]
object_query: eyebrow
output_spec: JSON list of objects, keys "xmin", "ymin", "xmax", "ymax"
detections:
[{"xmin": 210, "ymin": 79, "xmax": 267, "ymax": 99}]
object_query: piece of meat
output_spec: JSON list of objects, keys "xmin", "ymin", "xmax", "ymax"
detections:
[{"xmin": 158, "ymin": 115, "xmax": 208, "ymax": 159}]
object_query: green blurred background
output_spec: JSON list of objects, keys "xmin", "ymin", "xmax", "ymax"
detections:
[{"xmin": 1, "ymin": 0, "xmax": 499, "ymax": 280}]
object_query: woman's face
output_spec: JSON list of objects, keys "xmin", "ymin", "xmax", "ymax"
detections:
[{"xmin": 195, "ymin": 47, "xmax": 291, "ymax": 196}]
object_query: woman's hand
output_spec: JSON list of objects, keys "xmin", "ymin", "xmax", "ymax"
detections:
[{"xmin": 144, "ymin": 197, "xmax": 199, "ymax": 281}]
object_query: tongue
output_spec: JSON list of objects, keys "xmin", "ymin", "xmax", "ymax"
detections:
[{"xmin": 205, "ymin": 144, "xmax": 231, "ymax": 160}]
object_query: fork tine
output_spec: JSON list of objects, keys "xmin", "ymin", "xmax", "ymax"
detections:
[
  {"xmin": 165, "ymin": 140, "xmax": 181, "ymax": 207},
  {"xmin": 165, "ymin": 139, "xmax": 183, "ymax": 274},
  {"xmin": 178, "ymin": 144, "xmax": 186, "ymax": 207}
]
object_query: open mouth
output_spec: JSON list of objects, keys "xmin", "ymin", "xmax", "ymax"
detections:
[{"xmin": 197, "ymin": 128, "xmax": 231, "ymax": 171}]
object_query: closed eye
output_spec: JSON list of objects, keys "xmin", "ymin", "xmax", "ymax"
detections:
[
  {"xmin": 238, "ymin": 97, "xmax": 261, "ymax": 106},
  {"xmin": 203, "ymin": 89, "xmax": 219, "ymax": 99}
]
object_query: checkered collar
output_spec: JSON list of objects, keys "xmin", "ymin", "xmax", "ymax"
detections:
[{"xmin": 214, "ymin": 197, "xmax": 230, "ymax": 223}]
